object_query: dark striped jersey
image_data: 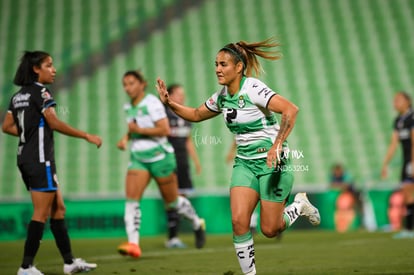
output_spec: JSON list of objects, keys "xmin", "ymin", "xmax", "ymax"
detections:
[
  {"xmin": 165, "ymin": 106, "xmax": 192, "ymax": 157},
  {"xmin": 394, "ymin": 109, "xmax": 414, "ymax": 164},
  {"xmin": 7, "ymin": 82, "xmax": 56, "ymax": 165}
]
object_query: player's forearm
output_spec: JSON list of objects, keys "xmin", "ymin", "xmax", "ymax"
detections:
[
  {"xmin": 382, "ymin": 145, "xmax": 397, "ymax": 166},
  {"xmin": 133, "ymin": 126, "xmax": 170, "ymax": 137},
  {"xmin": 186, "ymin": 138, "xmax": 200, "ymax": 165},
  {"xmin": 50, "ymin": 119, "xmax": 88, "ymax": 139},
  {"xmin": 168, "ymin": 101, "xmax": 203, "ymax": 122},
  {"xmin": 2, "ymin": 123, "xmax": 19, "ymax": 136},
  {"xmin": 274, "ymin": 107, "xmax": 298, "ymax": 146},
  {"xmin": 2, "ymin": 113, "xmax": 19, "ymax": 136}
]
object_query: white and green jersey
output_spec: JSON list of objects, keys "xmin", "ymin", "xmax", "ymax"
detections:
[
  {"xmin": 205, "ymin": 76, "xmax": 287, "ymax": 160},
  {"xmin": 124, "ymin": 93, "xmax": 173, "ymax": 162}
]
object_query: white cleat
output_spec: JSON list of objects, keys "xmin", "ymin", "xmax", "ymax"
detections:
[
  {"xmin": 63, "ymin": 258, "xmax": 97, "ymax": 274},
  {"xmin": 17, "ymin": 266, "xmax": 44, "ymax": 275},
  {"xmin": 165, "ymin": 237, "xmax": 187, "ymax": 248},
  {"xmin": 295, "ymin": 192, "xmax": 320, "ymax": 226}
]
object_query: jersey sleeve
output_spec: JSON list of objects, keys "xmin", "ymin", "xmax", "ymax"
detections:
[
  {"xmin": 205, "ymin": 91, "xmax": 221, "ymax": 113},
  {"xmin": 7, "ymin": 96, "xmax": 14, "ymax": 114},
  {"xmin": 149, "ymin": 96, "xmax": 167, "ymax": 122},
  {"xmin": 247, "ymin": 79, "xmax": 277, "ymax": 108},
  {"xmin": 40, "ymin": 87, "xmax": 56, "ymax": 112}
]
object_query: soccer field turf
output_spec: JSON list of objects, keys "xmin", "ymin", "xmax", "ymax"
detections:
[{"xmin": 1, "ymin": 230, "xmax": 413, "ymax": 274}]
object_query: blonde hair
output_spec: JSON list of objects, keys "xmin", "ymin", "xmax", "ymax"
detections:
[{"xmin": 219, "ymin": 37, "xmax": 281, "ymax": 77}]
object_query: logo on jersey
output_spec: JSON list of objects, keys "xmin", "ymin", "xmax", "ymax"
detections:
[
  {"xmin": 238, "ymin": 95, "xmax": 245, "ymax": 108},
  {"xmin": 12, "ymin": 93, "xmax": 31, "ymax": 108},
  {"xmin": 41, "ymin": 88, "xmax": 52, "ymax": 100},
  {"xmin": 225, "ymin": 108, "xmax": 237, "ymax": 123},
  {"xmin": 258, "ymin": 87, "xmax": 272, "ymax": 98}
]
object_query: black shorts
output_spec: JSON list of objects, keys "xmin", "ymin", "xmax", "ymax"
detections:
[
  {"xmin": 175, "ymin": 159, "xmax": 193, "ymax": 191},
  {"xmin": 18, "ymin": 161, "xmax": 58, "ymax": 191},
  {"xmin": 176, "ymin": 167, "xmax": 193, "ymax": 190}
]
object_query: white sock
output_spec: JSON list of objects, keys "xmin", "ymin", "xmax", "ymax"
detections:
[
  {"xmin": 124, "ymin": 201, "xmax": 141, "ymax": 245},
  {"xmin": 283, "ymin": 201, "xmax": 301, "ymax": 227},
  {"xmin": 234, "ymin": 238, "xmax": 256, "ymax": 275},
  {"xmin": 176, "ymin": 196, "xmax": 201, "ymax": 230}
]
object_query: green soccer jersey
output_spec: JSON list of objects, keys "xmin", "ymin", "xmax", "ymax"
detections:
[
  {"xmin": 205, "ymin": 77, "xmax": 287, "ymax": 159},
  {"xmin": 124, "ymin": 93, "xmax": 173, "ymax": 162}
]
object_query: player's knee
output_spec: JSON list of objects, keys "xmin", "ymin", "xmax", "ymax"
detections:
[
  {"xmin": 53, "ymin": 204, "xmax": 67, "ymax": 217},
  {"xmin": 32, "ymin": 209, "xmax": 51, "ymax": 223},
  {"xmin": 231, "ymin": 216, "xmax": 250, "ymax": 235},
  {"xmin": 260, "ymin": 224, "xmax": 283, "ymax": 238}
]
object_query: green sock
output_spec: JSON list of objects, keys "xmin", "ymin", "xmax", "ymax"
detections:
[
  {"xmin": 233, "ymin": 231, "xmax": 253, "ymax": 244},
  {"xmin": 283, "ymin": 212, "xmax": 291, "ymax": 228}
]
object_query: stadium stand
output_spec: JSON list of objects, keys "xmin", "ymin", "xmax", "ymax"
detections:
[{"xmin": 0, "ymin": 0, "xmax": 413, "ymax": 200}]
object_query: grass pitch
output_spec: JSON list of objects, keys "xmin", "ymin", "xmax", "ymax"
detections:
[{"xmin": 1, "ymin": 230, "xmax": 413, "ymax": 274}]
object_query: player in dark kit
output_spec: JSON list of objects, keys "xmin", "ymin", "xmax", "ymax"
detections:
[
  {"xmin": 2, "ymin": 51, "xmax": 102, "ymax": 275},
  {"xmin": 166, "ymin": 84, "xmax": 201, "ymax": 195},
  {"xmin": 382, "ymin": 91, "xmax": 414, "ymax": 238},
  {"xmin": 164, "ymin": 84, "xmax": 202, "ymax": 248}
]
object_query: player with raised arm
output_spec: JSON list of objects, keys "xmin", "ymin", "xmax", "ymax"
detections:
[{"xmin": 156, "ymin": 38, "xmax": 320, "ymax": 274}]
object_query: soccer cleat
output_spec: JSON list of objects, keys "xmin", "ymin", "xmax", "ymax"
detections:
[
  {"xmin": 117, "ymin": 242, "xmax": 142, "ymax": 258},
  {"xmin": 194, "ymin": 218, "xmax": 206, "ymax": 249},
  {"xmin": 295, "ymin": 192, "xmax": 321, "ymax": 226},
  {"xmin": 165, "ymin": 237, "xmax": 187, "ymax": 248},
  {"xmin": 392, "ymin": 230, "xmax": 414, "ymax": 239},
  {"xmin": 63, "ymin": 258, "xmax": 97, "ymax": 274},
  {"xmin": 17, "ymin": 266, "xmax": 44, "ymax": 275}
]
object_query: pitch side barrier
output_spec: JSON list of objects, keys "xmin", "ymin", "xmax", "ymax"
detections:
[{"xmin": 0, "ymin": 190, "xmax": 394, "ymax": 241}]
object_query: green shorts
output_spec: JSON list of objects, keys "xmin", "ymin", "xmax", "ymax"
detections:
[
  {"xmin": 230, "ymin": 157, "xmax": 294, "ymax": 202},
  {"xmin": 128, "ymin": 151, "xmax": 177, "ymax": 178}
]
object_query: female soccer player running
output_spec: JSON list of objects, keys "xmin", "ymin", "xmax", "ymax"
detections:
[
  {"xmin": 156, "ymin": 38, "xmax": 320, "ymax": 274},
  {"xmin": 116, "ymin": 70, "xmax": 205, "ymax": 258},
  {"xmin": 2, "ymin": 51, "xmax": 101, "ymax": 275}
]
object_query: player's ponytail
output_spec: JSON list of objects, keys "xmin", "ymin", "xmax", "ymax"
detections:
[
  {"xmin": 13, "ymin": 51, "xmax": 50, "ymax": 86},
  {"xmin": 219, "ymin": 37, "xmax": 281, "ymax": 77}
]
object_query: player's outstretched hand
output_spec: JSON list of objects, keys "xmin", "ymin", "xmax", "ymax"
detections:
[
  {"xmin": 156, "ymin": 78, "xmax": 170, "ymax": 105},
  {"xmin": 117, "ymin": 139, "xmax": 127, "ymax": 151},
  {"xmin": 86, "ymin": 134, "xmax": 102, "ymax": 148}
]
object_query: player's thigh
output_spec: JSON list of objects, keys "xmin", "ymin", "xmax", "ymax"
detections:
[
  {"xmin": 31, "ymin": 190, "xmax": 56, "ymax": 222},
  {"xmin": 125, "ymin": 169, "xmax": 151, "ymax": 200},
  {"xmin": 155, "ymin": 173, "xmax": 179, "ymax": 204},
  {"xmin": 258, "ymin": 169, "xmax": 293, "ymax": 231},
  {"xmin": 50, "ymin": 189, "xmax": 66, "ymax": 219},
  {"xmin": 229, "ymin": 158, "xmax": 260, "ymax": 232},
  {"xmin": 259, "ymin": 199, "xmax": 285, "ymax": 231},
  {"xmin": 401, "ymin": 182, "xmax": 414, "ymax": 203},
  {"xmin": 150, "ymin": 153, "xmax": 179, "ymax": 203},
  {"xmin": 230, "ymin": 187, "xmax": 259, "ymax": 233}
]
